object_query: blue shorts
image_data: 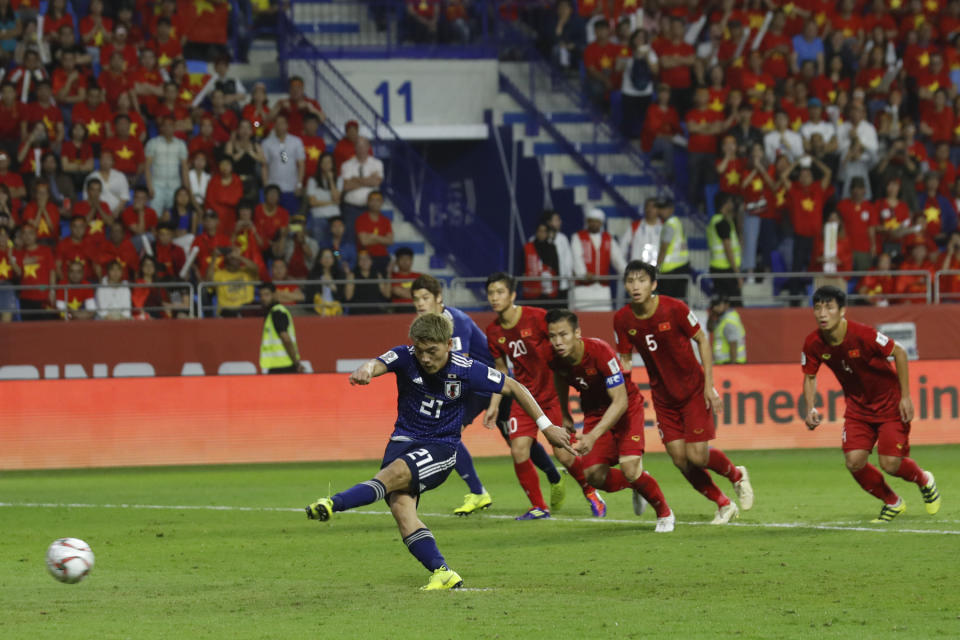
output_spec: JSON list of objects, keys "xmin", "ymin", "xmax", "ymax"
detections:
[{"xmin": 380, "ymin": 440, "xmax": 458, "ymax": 495}]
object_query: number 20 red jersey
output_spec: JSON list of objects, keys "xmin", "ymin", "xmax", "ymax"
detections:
[
  {"xmin": 614, "ymin": 295, "xmax": 705, "ymax": 407},
  {"xmin": 486, "ymin": 306, "xmax": 557, "ymax": 405}
]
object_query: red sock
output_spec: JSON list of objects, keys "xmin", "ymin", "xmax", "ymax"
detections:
[
  {"xmin": 601, "ymin": 467, "xmax": 631, "ymax": 492},
  {"xmin": 682, "ymin": 466, "xmax": 730, "ymax": 507},
  {"xmin": 707, "ymin": 448, "xmax": 743, "ymax": 483},
  {"xmin": 851, "ymin": 464, "xmax": 899, "ymax": 505},
  {"xmin": 564, "ymin": 457, "xmax": 593, "ymax": 494},
  {"xmin": 514, "ymin": 460, "xmax": 548, "ymax": 510},
  {"xmin": 893, "ymin": 457, "xmax": 925, "ymax": 486},
  {"xmin": 631, "ymin": 472, "xmax": 671, "ymax": 518}
]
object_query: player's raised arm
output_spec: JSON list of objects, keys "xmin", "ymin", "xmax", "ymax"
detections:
[
  {"xmin": 693, "ymin": 328, "xmax": 722, "ymax": 413},
  {"xmin": 349, "ymin": 358, "xmax": 389, "ymax": 385},
  {"xmin": 500, "ymin": 376, "xmax": 576, "ymax": 455},
  {"xmin": 552, "ymin": 371, "xmax": 575, "ymax": 432},
  {"xmin": 891, "ymin": 342, "xmax": 914, "ymax": 423},
  {"xmin": 483, "ymin": 355, "xmax": 510, "ymax": 428},
  {"xmin": 802, "ymin": 373, "xmax": 821, "ymax": 430},
  {"xmin": 575, "ymin": 382, "xmax": 628, "ymax": 456}
]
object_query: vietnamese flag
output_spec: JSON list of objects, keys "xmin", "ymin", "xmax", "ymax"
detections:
[{"xmin": 179, "ymin": 0, "xmax": 229, "ymax": 45}]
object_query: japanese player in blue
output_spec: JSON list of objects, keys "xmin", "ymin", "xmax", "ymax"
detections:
[
  {"xmin": 305, "ymin": 313, "xmax": 575, "ymax": 590},
  {"xmin": 410, "ymin": 275, "xmax": 565, "ymax": 517}
]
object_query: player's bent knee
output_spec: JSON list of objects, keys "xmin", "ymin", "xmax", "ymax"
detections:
[
  {"xmin": 844, "ymin": 452, "xmax": 868, "ymax": 473},
  {"xmin": 620, "ymin": 456, "xmax": 643, "ymax": 481},
  {"xmin": 376, "ymin": 459, "xmax": 414, "ymax": 492},
  {"xmin": 584, "ymin": 465, "xmax": 608, "ymax": 488},
  {"xmin": 878, "ymin": 455, "xmax": 902, "ymax": 475}
]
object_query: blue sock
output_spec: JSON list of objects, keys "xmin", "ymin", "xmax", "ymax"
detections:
[
  {"xmin": 530, "ymin": 441, "xmax": 562, "ymax": 484},
  {"xmin": 331, "ymin": 479, "xmax": 386, "ymax": 512},
  {"xmin": 455, "ymin": 441, "xmax": 485, "ymax": 495},
  {"xmin": 402, "ymin": 528, "xmax": 447, "ymax": 572}
]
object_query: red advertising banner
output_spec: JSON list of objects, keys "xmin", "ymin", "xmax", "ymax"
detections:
[
  {"xmin": 2, "ymin": 362, "xmax": 958, "ymax": 470},
  {"xmin": 2, "ymin": 305, "xmax": 960, "ymax": 378}
]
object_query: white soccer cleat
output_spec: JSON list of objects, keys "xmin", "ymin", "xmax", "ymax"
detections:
[
  {"xmin": 710, "ymin": 501, "xmax": 739, "ymax": 525},
  {"xmin": 734, "ymin": 466, "xmax": 754, "ymax": 511},
  {"xmin": 655, "ymin": 510, "xmax": 675, "ymax": 533},
  {"xmin": 632, "ymin": 488, "xmax": 648, "ymax": 516}
]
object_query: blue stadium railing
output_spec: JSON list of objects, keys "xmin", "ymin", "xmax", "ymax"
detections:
[{"xmin": 277, "ymin": 13, "xmax": 507, "ymax": 276}]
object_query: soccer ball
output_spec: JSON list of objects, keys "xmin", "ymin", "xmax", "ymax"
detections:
[{"xmin": 46, "ymin": 538, "xmax": 94, "ymax": 584}]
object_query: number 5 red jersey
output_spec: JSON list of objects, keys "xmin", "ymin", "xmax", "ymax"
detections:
[
  {"xmin": 486, "ymin": 306, "xmax": 557, "ymax": 405},
  {"xmin": 614, "ymin": 295, "xmax": 705, "ymax": 407}
]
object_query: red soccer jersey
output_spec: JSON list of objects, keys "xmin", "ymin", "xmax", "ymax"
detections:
[
  {"xmin": 277, "ymin": 97, "xmax": 324, "ymax": 137},
  {"xmin": 150, "ymin": 36, "xmax": 183, "ymax": 69},
  {"xmin": 653, "ymin": 40, "xmax": 694, "ymax": 88},
  {"xmin": 51, "ymin": 68, "xmax": 88, "ymax": 103},
  {"xmin": 549, "ymin": 337, "xmax": 642, "ymax": 417},
  {"xmin": 55, "ymin": 236, "xmax": 99, "ymax": 280},
  {"xmin": 98, "ymin": 239, "xmax": 140, "ymax": 279},
  {"xmin": 613, "ymin": 295, "xmax": 704, "ymax": 407},
  {"xmin": 788, "ymin": 181, "xmax": 830, "ymax": 238},
  {"xmin": 640, "ymin": 103, "xmax": 681, "ymax": 152},
  {"xmin": 21, "ymin": 202, "xmax": 60, "ymax": 241},
  {"xmin": 131, "ymin": 67, "xmax": 165, "ymax": 116},
  {"xmin": 154, "ymin": 242, "xmax": 186, "ymax": 278},
  {"xmin": 390, "ymin": 269, "xmax": 422, "ymax": 303},
  {"xmin": 204, "ymin": 175, "xmax": 244, "ymax": 236},
  {"xmin": 191, "ymin": 231, "xmax": 232, "ymax": 275},
  {"xmin": 0, "ymin": 100, "xmax": 23, "ymax": 141},
  {"xmin": 73, "ymin": 200, "xmax": 113, "ymax": 238},
  {"xmin": 354, "ymin": 211, "xmax": 392, "ymax": 257},
  {"xmin": 836, "ymin": 199, "xmax": 877, "ymax": 254},
  {"xmin": 188, "ymin": 134, "xmax": 218, "ymax": 169},
  {"xmin": 102, "ymin": 137, "xmax": 145, "ymax": 175},
  {"xmin": 72, "ymin": 101, "xmax": 113, "ymax": 145},
  {"xmin": 207, "ymin": 109, "xmax": 239, "ymax": 144},
  {"xmin": 742, "ymin": 169, "xmax": 776, "ymax": 219},
  {"xmin": 717, "ymin": 158, "xmax": 745, "ymax": 195},
  {"xmin": 0, "ymin": 170, "xmax": 24, "ymax": 193},
  {"xmin": 801, "ymin": 320, "xmax": 900, "ymax": 422},
  {"xmin": 62, "ymin": 139, "xmax": 94, "ymax": 168},
  {"xmin": 98, "ymin": 68, "xmax": 133, "ymax": 108},
  {"xmin": 242, "ymin": 103, "xmax": 272, "ymax": 140},
  {"xmin": 760, "ymin": 32, "xmax": 791, "ymax": 79},
  {"xmin": 487, "ymin": 306, "xmax": 556, "ymax": 405},
  {"xmin": 26, "ymin": 101, "xmax": 63, "ymax": 139},
  {"xmin": 15, "ymin": 245, "xmax": 55, "ymax": 301},
  {"xmin": 301, "ymin": 135, "xmax": 326, "ymax": 184},
  {"xmin": 63, "ymin": 287, "xmax": 95, "ymax": 314},
  {"xmin": 79, "ymin": 15, "xmax": 114, "ymax": 47},
  {"xmin": 121, "ymin": 206, "xmax": 159, "ymax": 234},
  {"xmin": 100, "ymin": 42, "xmax": 139, "ymax": 72},
  {"xmin": 686, "ymin": 108, "xmax": 721, "ymax": 154},
  {"xmin": 254, "ymin": 205, "xmax": 290, "ymax": 246}
]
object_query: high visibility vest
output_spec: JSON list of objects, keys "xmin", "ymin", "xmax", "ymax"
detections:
[
  {"xmin": 706, "ymin": 213, "xmax": 741, "ymax": 270},
  {"xmin": 260, "ymin": 304, "xmax": 298, "ymax": 370},
  {"xmin": 713, "ymin": 309, "xmax": 747, "ymax": 364},
  {"xmin": 659, "ymin": 216, "xmax": 689, "ymax": 273}
]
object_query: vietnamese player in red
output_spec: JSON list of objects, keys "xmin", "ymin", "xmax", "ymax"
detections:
[
  {"xmin": 802, "ymin": 286, "xmax": 941, "ymax": 522},
  {"xmin": 485, "ymin": 272, "xmax": 607, "ymax": 520},
  {"xmin": 546, "ymin": 309, "xmax": 675, "ymax": 532},
  {"xmin": 614, "ymin": 261, "xmax": 754, "ymax": 524}
]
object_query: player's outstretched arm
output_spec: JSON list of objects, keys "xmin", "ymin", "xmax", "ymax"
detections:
[
  {"xmin": 349, "ymin": 359, "xmax": 388, "ymax": 386},
  {"xmin": 802, "ymin": 374, "xmax": 821, "ymax": 430},
  {"xmin": 501, "ymin": 377, "xmax": 577, "ymax": 455},
  {"xmin": 891, "ymin": 343, "xmax": 914, "ymax": 423},
  {"xmin": 694, "ymin": 329, "xmax": 722, "ymax": 413},
  {"xmin": 576, "ymin": 383, "xmax": 628, "ymax": 456},
  {"xmin": 552, "ymin": 371, "xmax": 575, "ymax": 432},
  {"xmin": 483, "ymin": 356, "xmax": 510, "ymax": 428}
]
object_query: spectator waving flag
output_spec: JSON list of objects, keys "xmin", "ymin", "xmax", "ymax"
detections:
[{"xmin": 178, "ymin": 0, "xmax": 229, "ymax": 45}]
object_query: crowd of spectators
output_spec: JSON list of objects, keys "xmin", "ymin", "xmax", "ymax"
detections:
[
  {"xmin": 536, "ymin": 0, "xmax": 960, "ymax": 303},
  {"xmin": 0, "ymin": 0, "xmax": 425, "ymax": 321}
]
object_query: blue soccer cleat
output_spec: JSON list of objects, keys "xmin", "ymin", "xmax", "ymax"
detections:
[
  {"xmin": 586, "ymin": 488, "xmax": 606, "ymax": 517},
  {"xmin": 515, "ymin": 507, "xmax": 551, "ymax": 520}
]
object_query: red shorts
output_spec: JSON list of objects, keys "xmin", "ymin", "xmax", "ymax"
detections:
[
  {"xmin": 581, "ymin": 402, "xmax": 645, "ymax": 468},
  {"xmin": 842, "ymin": 418, "xmax": 911, "ymax": 457},
  {"xmin": 653, "ymin": 395, "xmax": 715, "ymax": 444},
  {"xmin": 507, "ymin": 400, "xmax": 563, "ymax": 440}
]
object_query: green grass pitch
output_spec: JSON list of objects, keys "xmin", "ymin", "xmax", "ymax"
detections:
[{"xmin": 2, "ymin": 446, "xmax": 959, "ymax": 639}]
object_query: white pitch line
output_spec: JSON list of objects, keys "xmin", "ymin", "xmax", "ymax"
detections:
[{"xmin": 1, "ymin": 501, "xmax": 957, "ymax": 536}]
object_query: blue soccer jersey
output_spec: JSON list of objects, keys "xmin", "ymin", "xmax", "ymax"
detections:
[
  {"xmin": 442, "ymin": 306, "xmax": 494, "ymax": 368},
  {"xmin": 377, "ymin": 345, "xmax": 506, "ymax": 445}
]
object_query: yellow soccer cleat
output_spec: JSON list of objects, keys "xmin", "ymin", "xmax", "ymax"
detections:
[
  {"xmin": 305, "ymin": 497, "xmax": 334, "ymax": 521},
  {"xmin": 871, "ymin": 499, "xmax": 906, "ymax": 523},
  {"xmin": 453, "ymin": 491, "xmax": 492, "ymax": 516},
  {"xmin": 420, "ymin": 566, "xmax": 463, "ymax": 591},
  {"xmin": 550, "ymin": 470, "xmax": 567, "ymax": 512},
  {"xmin": 920, "ymin": 472, "xmax": 941, "ymax": 515}
]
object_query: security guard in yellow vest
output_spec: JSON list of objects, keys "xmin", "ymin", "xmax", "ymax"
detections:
[
  {"xmin": 260, "ymin": 283, "xmax": 305, "ymax": 374},
  {"xmin": 705, "ymin": 191, "xmax": 743, "ymax": 303},
  {"xmin": 655, "ymin": 197, "xmax": 691, "ymax": 300},
  {"xmin": 707, "ymin": 295, "xmax": 747, "ymax": 364}
]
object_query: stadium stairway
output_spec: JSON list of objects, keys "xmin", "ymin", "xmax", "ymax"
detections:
[
  {"xmin": 289, "ymin": 1, "xmax": 389, "ymax": 51},
  {"xmin": 224, "ymin": 39, "xmax": 453, "ymax": 277},
  {"xmin": 494, "ymin": 61, "xmax": 709, "ymax": 272}
]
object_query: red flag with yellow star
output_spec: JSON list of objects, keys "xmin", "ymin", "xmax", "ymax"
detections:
[{"xmin": 179, "ymin": 0, "xmax": 229, "ymax": 45}]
